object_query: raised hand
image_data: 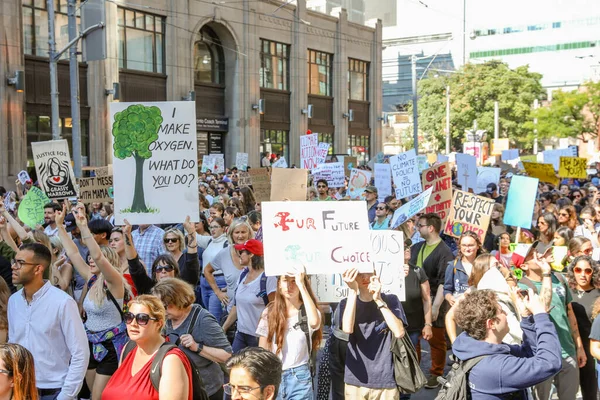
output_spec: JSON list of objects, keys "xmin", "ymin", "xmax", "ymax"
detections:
[
  {"xmin": 55, "ymin": 204, "xmax": 67, "ymax": 226},
  {"xmin": 368, "ymin": 275, "xmax": 382, "ymax": 302},
  {"xmin": 342, "ymin": 268, "xmax": 359, "ymax": 292},
  {"xmin": 183, "ymin": 215, "xmax": 195, "ymax": 235}
]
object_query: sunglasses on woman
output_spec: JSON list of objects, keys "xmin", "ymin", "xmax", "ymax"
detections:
[
  {"xmin": 574, "ymin": 266, "xmax": 593, "ymax": 276},
  {"xmin": 164, "ymin": 238, "xmax": 179, "ymax": 244},
  {"xmin": 156, "ymin": 265, "xmax": 175, "ymax": 273},
  {"xmin": 123, "ymin": 312, "xmax": 158, "ymax": 326}
]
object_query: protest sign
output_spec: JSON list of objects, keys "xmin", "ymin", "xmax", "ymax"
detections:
[
  {"xmin": 316, "ymin": 143, "xmax": 330, "ymax": 165},
  {"xmin": 558, "ymin": 157, "xmax": 587, "ymax": 179},
  {"xmin": 542, "ymin": 148, "xmax": 571, "ymax": 171},
  {"xmin": 300, "ymin": 134, "xmax": 318, "ymax": 169},
  {"xmin": 437, "ymin": 154, "xmax": 449, "ymax": 163},
  {"xmin": 587, "ymin": 168, "xmax": 597, "ymax": 176},
  {"xmin": 79, "ymin": 166, "xmax": 114, "ymax": 203},
  {"xmin": 444, "ymin": 190, "xmax": 494, "ymax": 243},
  {"xmin": 312, "ymin": 162, "xmax": 345, "ymax": 188},
  {"xmin": 374, "ymin": 163, "xmax": 392, "ymax": 202},
  {"xmin": 311, "ymin": 230, "xmax": 406, "ymax": 302},
  {"xmin": 270, "ymin": 168, "xmax": 308, "ymax": 201},
  {"xmin": 522, "ymin": 162, "xmax": 559, "ymax": 186},
  {"xmin": 422, "ymin": 162, "xmax": 453, "ymax": 222},
  {"xmin": 31, "ymin": 139, "xmax": 78, "ymax": 199},
  {"xmin": 213, "ymin": 154, "xmax": 225, "ymax": 174},
  {"xmin": 491, "ymin": 138, "xmax": 509, "ymax": 156},
  {"xmin": 110, "ymin": 101, "xmax": 199, "ymax": 225},
  {"xmin": 236, "ymin": 153, "xmax": 248, "ymax": 171},
  {"xmin": 389, "ymin": 149, "xmax": 422, "ymax": 199},
  {"xmin": 262, "ymin": 201, "xmax": 372, "ymax": 276},
  {"xmin": 476, "ymin": 167, "xmax": 501, "ymax": 194},
  {"xmin": 17, "ymin": 170, "xmax": 31, "ymax": 185},
  {"xmin": 272, "ymin": 157, "xmax": 288, "ymax": 168},
  {"xmin": 417, "ymin": 155, "xmax": 429, "ymax": 173},
  {"xmin": 248, "ymin": 168, "xmax": 271, "ymax": 203},
  {"xmin": 238, "ymin": 172, "xmax": 251, "ymax": 187},
  {"xmin": 501, "ymin": 149, "xmax": 519, "ymax": 161},
  {"xmin": 455, "ymin": 153, "xmax": 477, "ymax": 192},
  {"xmin": 375, "ymin": 152, "xmax": 385, "ymax": 164},
  {"xmin": 17, "ymin": 187, "xmax": 50, "ymax": 228},
  {"xmin": 201, "ymin": 155, "xmax": 214, "ymax": 173},
  {"xmin": 348, "ymin": 168, "xmax": 372, "ymax": 199},
  {"xmin": 503, "ymin": 175, "xmax": 538, "ymax": 229},
  {"xmin": 390, "ymin": 187, "xmax": 433, "ymax": 229},
  {"xmin": 343, "ymin": 156, "xmax": 358, "ymax": 177}
]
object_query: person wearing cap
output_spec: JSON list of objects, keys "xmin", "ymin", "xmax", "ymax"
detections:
[
  {"xmin": 222, "ymin": 239, "xmax": 276, "ymax": 353},
  {"xmin": 486, "ymin": 182, "xmax": 504, "ymax": 204},
  {"xmin": 364, "ymin": 186, "xmax": 378, "ymax": 224},
  {"xmin": 517, "ymin": 240, "xmax": 586, "ymax": 400}
]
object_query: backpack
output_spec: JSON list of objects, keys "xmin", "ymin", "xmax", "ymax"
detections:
[
  {"xmin": 121, "ymin": 307, "xmax": 209, "ymax": 400},
  {"xmin": 435, "ymin": 355, "xmax": 487, "ymax": 400},
  {"xmin": 233, "ymin": 268, "xmax": 269, "ymax": 307},
  {"xmin": 207, "ymin": 238, "xmax": 229, "ymax": 249},
  {"xmin": 297, "ymin": 304, "xmax": 318, "ymax": 377}
]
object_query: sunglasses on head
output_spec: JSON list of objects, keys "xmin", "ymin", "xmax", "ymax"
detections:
[
  {"xmin": 124, "ymin": 312, "xmax": 157, "ymax": 326},
  {"xmin": 156, "ymin": 265, "xmax": 175, "ymax": 273},
  {"xmin": 574, "ymin": 266, "xmax": 593, "ymax": 275},
  {"xmin": 164, "ymin": 238, "xmax": 179, "ymax": 244}
]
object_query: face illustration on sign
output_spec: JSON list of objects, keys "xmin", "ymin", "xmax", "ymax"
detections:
[{"xmin": 41, "ymin": 157, "xmax": 71, "ymax": 188}]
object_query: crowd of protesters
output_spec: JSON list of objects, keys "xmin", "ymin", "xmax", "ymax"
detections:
[{"xmin": 2, "ymin": 156, "xmax": 600, "ymax": 400}]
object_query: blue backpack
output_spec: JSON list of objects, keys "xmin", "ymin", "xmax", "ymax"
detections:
[{"xmin": 234, "ymin": 268, "xmax": 269, "ymax": 306}]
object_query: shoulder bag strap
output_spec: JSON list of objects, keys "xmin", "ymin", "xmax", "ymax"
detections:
[
  {"xmin": 518, "ymin": 276, "xmax": 538, "ymax": 295},
  {"xmin": 149, "ymin": 342, "xmax": 178, "ymax": 391},
  {"xmin": 259, "ymin": 273, "xmax": 269, "ymax": 306},
  {"xmin": 187, "ymin": 307, "xmax": 201, "ymax": 335},
  {"xmin": 105, "ymin": 286, "xmax": 124, "ymax": 319}
]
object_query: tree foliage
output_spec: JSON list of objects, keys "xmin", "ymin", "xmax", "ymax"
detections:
[
  {"xmin": 527, "ymin": 81, "xmax": 600, "ymax": 141},
  {"xmin": 413, "ymin": 61, "xmax": 544, "ymax": 151},
  {"xmin": 112, "ymin": 104, "xmax": 163, "ymax": 160}
]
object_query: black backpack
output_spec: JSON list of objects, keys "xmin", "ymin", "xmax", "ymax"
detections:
[
  {"xmin": 121, "ymin": 308, "xmax": 209, "ymax": 400},
  {"xmin": 233, "ymin": 268, "xmax": 269, "ymax": 307},
  {"xmin": 435, "ymin": 355, "xmax": 487, "ymax": 400}
]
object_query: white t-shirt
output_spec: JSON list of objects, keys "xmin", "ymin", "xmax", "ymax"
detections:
[
  {"xmin": 235, "ymin": 271, "xmax": 277, "ymax": 335},
  {"xmin": 256, "ymin": 308, "xmax": 321, "ymax": 370}
]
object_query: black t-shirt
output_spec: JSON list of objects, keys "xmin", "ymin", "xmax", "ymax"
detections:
[
  {"xmin": 570, "ymin": 288, "xmax": 600, "ymax": 342},
  {"xmin": 401, "ymin": 266, "xmax": 428, "ymax": 332}
]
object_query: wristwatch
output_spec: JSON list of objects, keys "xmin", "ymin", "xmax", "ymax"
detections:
[
  {"xmin": 196, "ymin": 342, "xmax": 204, "ymax": 355},
  {"xmin": 376, "ymin": 301, "xmax": 388, "ymax": 309},
  {"xmin": 542, "ymin": 272, "xmax": 552, "ymax": 277}
]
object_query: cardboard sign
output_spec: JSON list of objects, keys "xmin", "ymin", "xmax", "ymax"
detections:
[
  {"xmin": 270, "ymin": 168, "xmax": 308, "ymax": 201},
  {"xmin": 17, "ymin": 187, "xmax": 51, "ymax": 228},
  {"xmin": 344, "ymin": 156, "xmax": 358, "ymax": 177},
  {"xmin": 31, "ymin": 139, "xmax": 78, "ymax": 199},
  {"xmin": 316, "ymin": 143, "xmax": 330, "ymax": 165},
  {"xmin": 238, "ymin": 172, "xmax": 251, "ymax": 187},
  {"xmin": 476, "ymin": 167, "xmax": 501, "ymax": 194},
  {"xmin": 389, "ymin": 149, "xmax": 422, "ymax": 199},
  {"xmin": 110, "ymin": 101, "xmax": 199, "ymax": 225},
  {"xmin": 501, "ymin": 149, "xmax": 519, "ymax": 161},
  {"xmin": 312, "ymin": 162, "xmax": 345, "ymax": 188},
  {"xmin": 455, "ymin": 153, "xmax": 477, "ymax": 192},
  {"xmin": 262, "ymin": 201, "xmax": 372, "ymax": 276},
  {"xmin": 272, "ymin": 157, "xmax": 288, "ymax": 168},
  {"xmin": 444, "ymin": 190, "xmax": 494, "ymax": 243},
  {"xmin": 201, "ymin": 155, "xmax": 214, "ymax": 173},
  {"xmin": 558, "ymin": 157, "xmax": 587, "ymax": 179},
  {"xmin": 248, "ymin": 168, "xmax": 271, "ymax": 203},
  {"xmin": 522, "ymin": 162, "xmax": 559, "ymax": 186},
  {"xmin": 348, "ymin": 169, "xmax": 372, "ymax": 200},
  {"xmin": 390, "ymin": 187, "xmax": 434, "ymax": 229},
  {"xmin": 79, "ymin": 173, "xmax": 114, "ymax": 204},
  {"xmin": 422, "ymin": 162, "xmax": 453, "ymax": 222},
  {"xmin": 300, "ymin": 134, "xmax": 318, "ymax": 170},
  {"xmin": 374, "ymin": 163, "xmax": 392, "ymax": 203},
  {"xmin": 491, "ymin": 138, "xmax": 509, "ymax": 156},
  {"xmin": 17, "ymin": 170, "xmax": 31, "ymax": 185},
  {"xmin": 503, "ymin": 175, "xmax": 538, "ymax": 229},
  {"xmin": 311, "ymin": 230, "xmax": 406, "ymax": 302},
  {"xmin": 236, "ymin": 153, "xmax": 248, "ymax": 171}
]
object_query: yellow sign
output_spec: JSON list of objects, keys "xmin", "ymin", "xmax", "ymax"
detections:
[
  {"xmin": 427, "ymin": 153, "xmax": 437, "ymax": 164},
  {"xmin": 522, "ymin": 162, "xmax": 559, "ymax": 186},
  {"xmin": 558, "ymin": 157, "xmax": 587, "ymax": 179},
  {"xmin": 491, "ymin": 139, "xmax": 509, "ymax": 156}
]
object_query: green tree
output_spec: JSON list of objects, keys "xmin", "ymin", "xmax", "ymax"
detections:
[
  {"xmin": 527, "ymin": 81, "xmax": 600, "ymax": 141},
  {"xmin": 112, "ymin": 104, "xmax": 163, "ymax": 212},
  {"xmin": 413, "ymin": 60, "xmax": 544, "ymax": 151}
]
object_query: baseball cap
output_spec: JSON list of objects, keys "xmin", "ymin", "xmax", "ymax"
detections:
[
  {"xmin": 486, "ymin": 183, "xmax": 497, "ymax": 194},
  {"xmin": 234, "ymin": 239, "xmax": 264, "ymax": 256},
  {"xmin": 64, "ymin": 213, "xmax": 77, "ymax": 233},
  {"xmin": 365, "ymin": 186, "xmax": 378, "ymax": 194}
]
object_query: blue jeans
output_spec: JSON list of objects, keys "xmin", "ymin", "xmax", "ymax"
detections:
[
  {"xmin": 400, "ymin": 331, "xmax": 422, "ymax": 400},
  {"xmin": 201, "ymin": 275, "xmax": 227, "ymax": 322},
  {"xmin": 277, "ymin": 364, "xmax": 313, "ymax": 400},
  {"xmin": 232, "ymin": 332, "xmax": 259, "ymax": 353}
]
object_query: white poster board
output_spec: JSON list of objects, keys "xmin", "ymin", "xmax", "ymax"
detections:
[
  {"xmin": 348, "ymin": 169, "xmax": 372, "ymax": 200},
  {"xmin": 213, "ymin": 154, "xmax": 225, "ymax": 174},
  {"xmin": 31, "ymin": 139, "xmax": 78, "ymax": 199},
  {"xmin": 272, "ymin": 157, "xmax": 288, "ymax": 168},
  {"xmin": 17, "ymin": 170, "xmax": 31, "ymax": 185},
  {"xmin": 300, "ymin": 134, "xmax": 318, "ymax": 170},
  {"xmin": 455, "ymin": 153, "xmax": 477, "ymax": 192},
  {"xmin": 110, "ymin": 101, "xmax": 199, "ymax": 225},
  {"xmin": 416, "ymin": 155, "xmax": 429, "ymax": 173},
  {"xmin": 543, "ymin": 148, "xmax": 572, "ymax": 171},
  {"xmin": 201, "ymin": 155, "xmax": 214, "ymax": 173},
  {"xmin": 390, "ymin": 186, "xmax": 434, "ymax": 228},
  {"xmin": 501, "ymin": 149, "xmax": 519, "ymax": 161},
  {"xmin": 316, "ymin": 143, "xmax": 330, "ymax": 165},
  {"xmin": 312, "ymin": 162, "xmax": 345, "ymax": 188},
  {"xmin": 311, "ymin": 231, "xmax": 406, "ymax": 302},
  {"xmin": 236, "ymin": 153, "xmax": 248, "ymax": 171},
  {"xmin": 374, "ymin": 163, "xmax": 392, "ymax": 202},
  {"xmin": 476, "ymin": 167, "xmax": 501, "ymax": 195},
  {"xmin": 262, "ymin": 201, "xmax": 372, "ymax": 276},
  {"xmin": 389, "ymin": 149, "xmax": 422, "ymax": 199}
]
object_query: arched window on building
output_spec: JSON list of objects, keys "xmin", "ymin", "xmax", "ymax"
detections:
[{"xmin": 193, "ymin": 26, "xmax": 225, "ymax": 85}]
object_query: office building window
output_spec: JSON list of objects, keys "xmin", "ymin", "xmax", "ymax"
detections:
[
  {"xmin": 348, "ymin": 134, "xmax": 369, "ymax": 163},
  {"xmin": 22, "ymin": 0, "xmax": 81, "ymax": 58},
  {"xmin": 260, "ymin": 39, "xmax": 290, "ymax": 90},
  {"xmin": 26, "ymin": 115, "xmax": 89, "ymax": 165},
  {"xmin": 260, "ymin": 129, "xmax": 289, "ymax": 161},
  {"xmin": 117, "ymin": 7, "xmax": 165, "ymax": 73},
  {"xmin": 318, "ymin": 133, "xmax": 334, "ymax": 154},
  {"xmin": 308, "ymin": 50, "xmax": 332, "ymax": 96},
  {"xmin": 194, "ymin": 26, "xmax": 225, "ymax": 84},
  {"xmin": 349, "ymin": 58, "xmax": 369, "ymax": 101}
]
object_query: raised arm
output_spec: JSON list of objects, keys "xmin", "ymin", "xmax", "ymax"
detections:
[
  {"xmin": 0, "ymin": 217, "xmax": 18, "ymax": 253},
  {"xmin": 51, "ymin": 256, "xmax": 74, "ymax": 292},
  {"xmin": 371, "ymin": 275, "xmax": 405, "ymax": 338},
  {"xmin": 122, "ymin": 220, "xmax": 139, "ymax": 261},
  {"xmin": 295, "ymin": 267, "xmax": 321, "ymax": 330},
  {"xmin": 0, "ymin": 203, "xmax": 28, "ymax": 243},
  {"xmin": 74, "ymin": 204, "xmax": 124, "ymax": 298},
  {"xmin": 56, "ymin": 205, "xmax": 92, "ymax": 282},
  {"xmin": 342, "ymin": 268, "xmax": 359, "ymax": 334}
]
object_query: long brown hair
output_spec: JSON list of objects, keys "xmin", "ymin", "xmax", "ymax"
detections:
[
  {"xmin": 0, "ymin": 343, "xmax": 38, "ymax": 400},
  {"xmin": 468, "ymin": 254, "xmax": 494, "ymax": 287},
  {"xmin": 266, "ymin": 276, "xmax": 322, "ymax": 356},
  {"xmin": 0, "ymin": 277, "xmax": 11, "ymax": 331}
]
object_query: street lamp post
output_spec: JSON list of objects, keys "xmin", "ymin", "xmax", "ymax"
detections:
[{"xmin": 411, "ymin": 55, "xmax": 419, "ymax": 154}]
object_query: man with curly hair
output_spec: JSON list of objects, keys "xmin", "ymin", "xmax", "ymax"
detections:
[{"xmin": 452, "ymin": 289, "xmax": 562, "ymax": 399}]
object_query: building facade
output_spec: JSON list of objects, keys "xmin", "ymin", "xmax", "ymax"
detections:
[{"xmin": 0, "ymin": 0, "xmax": 382, "ymax": 188}]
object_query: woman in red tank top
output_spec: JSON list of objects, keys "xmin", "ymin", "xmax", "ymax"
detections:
[{"xmin": 102, "ymin": 295, "xmax": 193, "ymax": 400}]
